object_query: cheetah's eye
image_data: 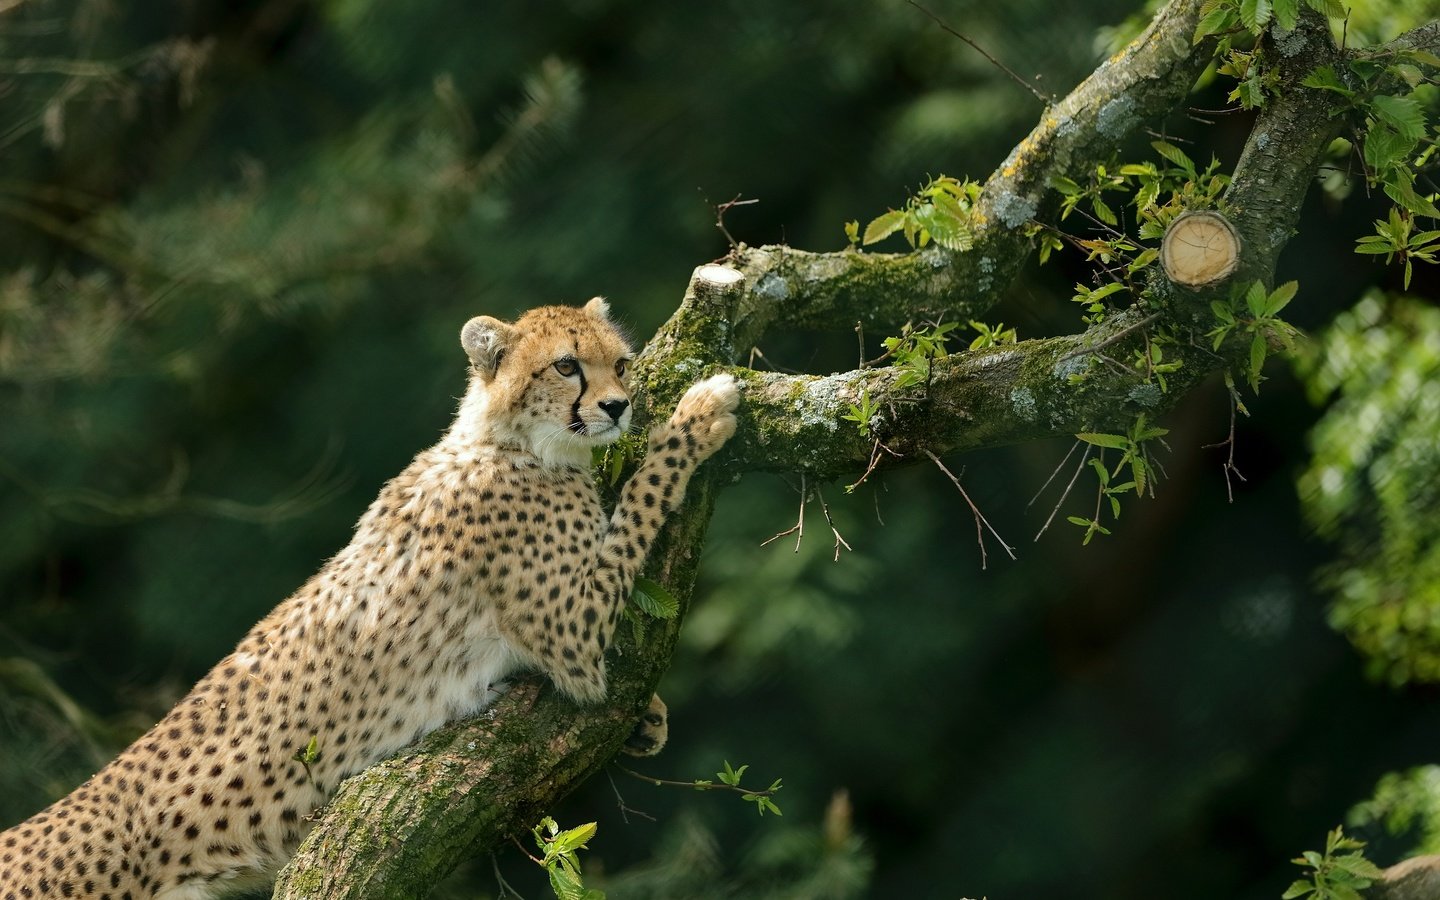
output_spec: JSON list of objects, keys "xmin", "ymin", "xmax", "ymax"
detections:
[
  {"xmin": 615, "ymin": 359, "xmax": 628, "ymax": 377},
  {"xmin": 553, "ymin": 358, "xmax": 579, "ymax": 377}
]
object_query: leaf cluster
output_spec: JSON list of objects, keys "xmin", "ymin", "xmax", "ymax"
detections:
[
  {"xmin": 881, "ymin": 321, "xmax": 960, "ymax": 392},
  {"xmin": 1282, "ymin": 826, "xmax": 1383, "ymax": 900},
  {"xmin": 532, "ymin": 817, "xmax": 606, "ymax": 900},
  {"xmin": 691, "ymin": 760, "xmax": 784, "ymax": 817},
  {"xmin": 1068, "ymin": 415, "xmax": 1170, "ymax": 544},
  {"xmin": 846, "ymin": 175, "xmax": 981, "ymax": 251},
  {"xmin": 1207, "ymin": 280, "xmax": 1301, "ymax": 393},
  {"xmin": 1195, "ymin": 0, "xmax": 1347, "ymax": 108}
]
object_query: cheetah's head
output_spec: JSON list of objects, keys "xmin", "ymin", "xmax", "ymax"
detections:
[{"xmin": 456, "ymin": 298, "xmax": 634, "ymax": 466}]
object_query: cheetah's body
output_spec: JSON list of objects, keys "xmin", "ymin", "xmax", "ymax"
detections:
[{"xmin": 0, "ymin": 299, "xmax": 738, "ymax": 899}]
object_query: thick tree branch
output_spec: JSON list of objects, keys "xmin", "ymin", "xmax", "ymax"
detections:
[{"xmin": 729, "ymin": 0, "xmax": 1212, "ymax": 349}]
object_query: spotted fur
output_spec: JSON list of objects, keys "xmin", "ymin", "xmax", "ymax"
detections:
[{"xmin": 0, "ymin": 299, "xmax": 738, "ymax": 899}]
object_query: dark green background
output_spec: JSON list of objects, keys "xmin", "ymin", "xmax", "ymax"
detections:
[{"xmin": 1, "ymin": 1, "xmax": 1437, "ymax": 897}]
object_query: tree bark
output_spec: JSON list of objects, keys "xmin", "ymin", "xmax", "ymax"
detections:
[{"xmin": 272, "ymin": 3, "xmax": 1440, "ymax": 896}]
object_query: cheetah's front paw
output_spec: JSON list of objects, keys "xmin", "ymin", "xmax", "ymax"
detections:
[
  {"xmin": 621, "ymin": 693, "xmax": 669, "ymax": 757},
  {"xmin": 664, "ymin": 373, "xmax": 739, "ymax": 462}
]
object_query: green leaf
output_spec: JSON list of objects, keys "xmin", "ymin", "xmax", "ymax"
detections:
[
  {"xmin": 553, "ymin": 822, "xmax": 598, "ymax": 854},
  {"xmin": 1264, "ymin": 281, "xmax": 1298, "ymax": 317},
  {"xmin": 1304, "ymin": 0, "xmax": 1345, "ymax": 18},
  {"xmin": 1194, "ymin": 2, "xmax": 1236, "ymax": 42},
  {"xmin": 1091, "ymin": 196, "xmax": 1117, "ymax": 226},
  {"xmin": 1066, "ymin": 516, "xmax": 1094, "ymax": 527},
  {"xmin": 1371, "ymin": 94, "xmax": 1427, "ymax": 145},
  {"xmin": 862, "ymin": 209, "xmax": 906, "ymax": 245},
  {"xmin": 1281, "ymin": 881, "xmax": 1316, "ymax": 899},
  {"xmin": 1272, "ymin": 0, "xmax": 1299, "ymax": 28},
  {"xmin": 1076, "ymin": 432, "xmax": 1130, "ymax": 450},
  {"xmin": 843, "ymin": 219, "xmax": 860, "ymax": 245},
  {"xmin": 1050, "ymin": 175, "xmax": 1083, "ymax": 196},
  {"xmin": 1364, "ymin": 125, "xmax": 1412, "ymax": 175},
  {"xmin": 1331, "ymin": 854, "xmax": 1384, "ymax": 879},
  {"xmin": 1245, "ymin": 280, "xmax": 1268, "ymax": 318},
  {"xmin": 631, "ymin": 577, "xmax": 680, "ymax": 619},
  {"xmin": 1239, "ymin": 0, "xmax": 1272, "ymax": 33},
  {"xmin": 1300, "ymin": 65, "xmax": 1352, "ymax": 96},
  {"xmin": 1152, "ymin": 140, "xmax": 1195, "ymax": 174},
  {"xmin": 1249, "ymin": 332, "xmax": 1268, "ymax": 390}
]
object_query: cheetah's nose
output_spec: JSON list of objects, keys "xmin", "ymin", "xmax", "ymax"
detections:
[{"xmin": 598, "ymin": 399, "xmax": 629, "ymax": 423}]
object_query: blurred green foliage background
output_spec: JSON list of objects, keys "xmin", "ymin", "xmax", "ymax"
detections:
[{"xmin": 3, "ymin": 0, "xmax": 1440, "ymax": 897}]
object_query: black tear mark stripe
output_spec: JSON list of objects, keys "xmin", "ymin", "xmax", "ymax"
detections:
[{"xmin": 571, "ymin": 362, "xmax": 588, "ymax": 433}]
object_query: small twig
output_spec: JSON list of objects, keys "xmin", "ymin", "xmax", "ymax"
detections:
[
  {"xmin": 606, "ymin": 768, "xmax": 655, "ymax": 824},
  {"xmin": 746, "ymin": 345, "xmax": 798, "ymax": 373},
  {"xmin": 845, "ymin": 438, "xmax": 901, "ymax": 494},
  {"xmin": 814, "ymin": 488, "xmax": 853, "ymax": 562},
  {"xmin": 714, "ymin": 193, "xmax": 759, "ymax": 249},
  {"xmin": 1202, "ymin": 390, "xmax": 1248, "ymax": 503},
  {"xmin": 493, "ymin": 854, "xmax": 529, "ymax": 900},
  {"xmin": 1028, "ymin": 439, "xmax": 1081, "ymax": 510},
  {"xmin": 923, "ymin": 450, "xmax": 1016, "ymax": 569},
  {"xmin": 510, "ymin": 834, "xmax": 543, "ymax": 867},
  {"xmin": 1055, "ymin": 313, "xmax": 1161, "ymax": 364},
  {"xmin": 906, "ymin": 0, "xmax": 1053, "ymax": 105},
  {"xmin": 614, "ymin": 763, "xmax": 781, "ymax": 800},
  {"xmin": 855, "ymin": 321, "xmax": 867, "ymax": 368},
  {"xmin": 761, "ymin": 472, "xmax": 806, "ymax": 552},
  {"xmin": 1035, "ymin": 442, "xmax": 1093, "ymax": 541}
]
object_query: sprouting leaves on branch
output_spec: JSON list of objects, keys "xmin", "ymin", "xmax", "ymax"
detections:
[{"xmin": 848, "ymin": 175, "xmax": 981, "ymax": 251}]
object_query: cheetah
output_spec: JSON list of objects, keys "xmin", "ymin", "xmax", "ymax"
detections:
[{"xmin": 0, "ymin": 297, "xmax": 739, "ymax": 899}]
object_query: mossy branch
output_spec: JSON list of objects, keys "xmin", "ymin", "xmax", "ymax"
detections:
[{"xmin": 729, "ymin": 0, "xmax": 1213, "ymax": 349}]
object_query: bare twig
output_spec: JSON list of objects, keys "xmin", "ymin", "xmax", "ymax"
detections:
[
  {"xmin": 1055, "ymin": 313, "xmax": 1161, "ymax": 364},
  {"xmin": 1028, "ymin": 439, "xmax": 1082, "ymax": 510},
  {"xmin": 760, "ymin": 472, "xmax": 806, "ymax": 552},
  {"xmin": 923, "ymin": 450, "xmax": 1016, "ymax": 569},
  {"xmin": 845, "ymin": 438, "xmax": 901, "ymax": 494},
  {"xmin": 906, "ymin": 0, "xmax": 1053, "ymax": 105},
  {"xmin": 605, "ymin": 768, "xmax": 655, "ymax": 824},
  {"xmin": 492, "ymin": 854, "xmax": 528, "ymax": 900},
  {"xmin": 814, "ymin": 488, "xmax": 853, "ymax": 562},
  {"xmin": 714, "ymin": 193, "xmax": 759, "ymax": 249},
  {"xmin": 510, "ymin": 835, "xmax": 543, "ymax": 867},
  {"xmin": 1202, "ymin": 389, "xmax": 1248, "ymax": 503},
  {"xmin": 1034, "ymin": 442, "xmax": 1093, "ymax": 541}
]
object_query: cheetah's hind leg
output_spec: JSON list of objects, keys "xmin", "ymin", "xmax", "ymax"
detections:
[{"xmin": 621, "ymin": 693, "xmax": 668, "ymax": 757}]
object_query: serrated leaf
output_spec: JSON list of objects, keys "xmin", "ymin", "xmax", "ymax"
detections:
[
  {"xmin": 554, "ymin": 822, "xmax": 598, "ymax": 854},
  {"xmin": 1364, "ymin": 123, "xmax": 1413, "ymax": 174},
  {"xmin": 1332, "ymin": 853, "xmax": 1384, "ymax": 879},
  {"xmin": 1372, "ymin": 94, "xmax": 1426, "ymax": 145},
  {"xmin": 1091, "ymin": 195, "xmax": 1117, "ymax": 225},
  {"xmin": 1249, "ymin": 333, "xmax": 1267, "ymax": 391},
  {"xmin": 863, "ymin": 209, "xmax": 906, "ymax": 245},
  {"xmin": 1265, "ymin": 281, "xmax": 1298, "ymax": 316},
  {"xmin": 1050, "ymin": 175, "xmax": 1082, "ymax": 196},
  {"xmin": 1300, "ymin": 65, "xmax": 1352, "ymax": 96},
  {"xmin": 631, "ymin": 576, "xmax": 680, "ymax": 619},
  {"xmin": 1272, "ymin": 0, "xmax": 1299, "ymax": 28},
  {"xmin": 1239, "ymin": 0, "xmax": 1272, "ymax": 33},
  {"xmin": 1304, "ymin": 0, "xmax": 1345, "ymax": 18},
  {"xmin": 1076, "ymin": 432, "xmax": 1130, "ymax": 450},
  {"xmin": 1194, "ymin": 3, "xmax": 1235, "ymax": 42},
  {"xmin": 1245, "ymin": 280, "xmax": 1268, "ymax": 318},
  {"xmin": 1281, "ymin": 881, "xmax": 1316, "ymax": 899},
  {"xmin": 1151, "ymin": 140, "xmax": 1195, "ymax": 174}
]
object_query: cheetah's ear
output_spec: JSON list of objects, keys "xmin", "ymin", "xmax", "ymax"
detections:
[
  {"xmin": 583, "ymin": 296, "xmax": 611, "ymax": 322},
  {"xmin": 460, "ymin": 316, "xmax": 517, "ymax": 379}
]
